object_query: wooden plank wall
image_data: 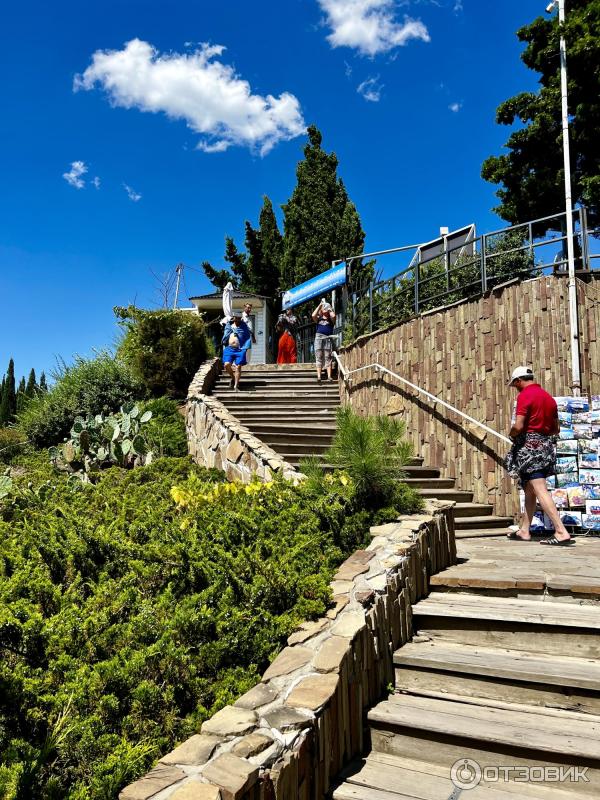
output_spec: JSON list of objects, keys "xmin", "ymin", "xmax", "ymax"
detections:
[{"xmin": 341, "ymin": 276, "xmax": 600, "ymax": 518}]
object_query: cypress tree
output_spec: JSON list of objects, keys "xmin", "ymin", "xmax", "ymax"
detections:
[
  {"xmin": 258, "ymin": 196, "xmax": 283, "ymax": 291},
  {"xmin": 39, "ymin": 372, "xmax": 48, "ymax": 393},
  {"xmin": 16, "ymin": 377, "xmax": 26, "ymax": 413},
  {"xmin": 281, "ymin": 125, "xmax": 367, "ymax": 289},
  {"xmin": 26, "ymin": 368, "xmax": 37, "ymax": 397},
  {"xmin": 0, "ymin": 359, "xmax": 16, "ymax": 424},
  {"xmin": 0, "ymin": 377, "xmax": 5, "ymax": 426}
]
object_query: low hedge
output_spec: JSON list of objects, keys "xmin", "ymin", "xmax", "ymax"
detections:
[{"xmin": 0, "ymin": 456, "xmax": 422, "ymax": 799}]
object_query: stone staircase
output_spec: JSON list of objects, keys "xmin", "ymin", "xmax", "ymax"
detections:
[
  {"xmin": 334, "ymin": 538, "xmax": 600, "ymax": 799},
  {"xmin": 211, "ymin": 364, "xmax": 512, "ymax": 539}
]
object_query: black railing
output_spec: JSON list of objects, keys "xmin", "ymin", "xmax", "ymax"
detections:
[{"xmin": 348, "ymin": 208, "xmax": 598, "ymax": 339}]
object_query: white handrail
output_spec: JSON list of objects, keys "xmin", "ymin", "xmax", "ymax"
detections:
[{"xmin": 332, "ymin": 352, "xmax": 511, "ymax": 445}]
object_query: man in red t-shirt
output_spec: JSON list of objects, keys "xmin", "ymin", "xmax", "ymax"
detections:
[{"xmin": 507, "ymin": 366, "xmax": 572, "ymax": 545}]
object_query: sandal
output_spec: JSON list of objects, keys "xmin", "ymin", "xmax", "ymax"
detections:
[
  {"xmin": 540, "ymin": 536, "xmax": 574, "ymax": 546},
  {"xmin": 507, "ymin": 530, "xmax": 531, "ymax": 541}
]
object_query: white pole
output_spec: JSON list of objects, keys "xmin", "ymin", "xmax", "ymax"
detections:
[
  {"xmin": 173, "ymin": 263, "xmax": 182, "ymax": 310},
  {"xmin": 557, "ymin": 0, "xmax": 581, "ymax": 393}
]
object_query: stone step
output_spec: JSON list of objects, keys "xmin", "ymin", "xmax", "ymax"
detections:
[
  {"xmin": 334, "ymin": 751, "xmax": 585, "ymax": 800},
  {"xmin": 417, "ymin": 488, "xmax": 473, "ymax": 502},
  {"xmin": 215, "ymin": 376, "xmax": 336, "ymax": 385},
  {"xmin": 394, "ymin": 639, "xmax": 600, "ymax": 715},
  {"xmin": 217, "ymin": 397, "xmax": 341, "ymax": 407},
  {"xmin": 412, "ymin": 593, "xmax": 600, "ymax": 659},
  {"xmin": 454, "ymin": 515, "xmax": 513, "ymax": 530},
  {"xmin": 244, "ymin": 424, "xmax": 337, "ymax": 435},
  {"xmin": 368, "ymin": 693, "xmax": 600, "ymax": 795},
  {"xmin": 214, "ymin": 391, "xmax": 341, "ymax": 400},
  {"xmin": 401, "ymin": 466, "xmax": 441, "ymax": 478},
  {"xmin": 455, "ymin": 528, "xmax": 511, "ymax": 539}
]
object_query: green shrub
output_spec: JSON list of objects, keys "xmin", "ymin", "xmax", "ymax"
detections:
[
  {"xmin": 326, "ymin": 407, "xmax": 414, "ymax": 506},
  {"xmin": 17, "ymin": 353, "xmax": 142, "ymax": 448},
  {"xmin": 0, "ymin": 459, "xmax": 372, "ymax": 799},
  {"xmin": 115, "ymin": 306, "xmax": 213, "ymax": 398},
  {"xmin": 0, "ymin": 428, "xmax": 28, "ymax": 464},
  {"xmin": 139, "ymin": 397, "xmax": 187, "ymax": 457}
]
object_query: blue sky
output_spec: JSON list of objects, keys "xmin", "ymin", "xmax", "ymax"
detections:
[{"xmin": 1, "ymin": 0, "xmax": 546, "ymax": 381}]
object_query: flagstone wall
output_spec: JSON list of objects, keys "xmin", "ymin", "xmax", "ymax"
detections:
[
  {"xmin": 339, "ymin": 275, "xmax": 600, "ymax": 518},
  {"xmin": 186, "ymin": 358, "xmax": 298, "ymax": 482}
]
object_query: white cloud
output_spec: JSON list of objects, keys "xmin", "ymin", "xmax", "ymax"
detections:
[
  {"xmin": 317, "ymin": 0, "xmax": 430, "ymax": 56},
  {"xmin": 63, "ymin": 160, "xmax": 88, "ymax": 189},
  {"xmin": 453, "ymin": 0, "xmax": 463, "ymax": 12},
  {"xmin": 448, "ymin": 101, "xmax": 462, "ymax": 112},
  {"xmin": 123, "ymin": 183, "xmax": 142, "ymax": 202},
  {"xmin": 357, "ymin": 76, "xmax": 383, "ymax": 101},
  {"xmin": 74, "ymin": 39, "xmax": 306, "ymax": 156},
  {"xmin": 92, "ymin": 176, "xmax": 101, "ymax": 189}
]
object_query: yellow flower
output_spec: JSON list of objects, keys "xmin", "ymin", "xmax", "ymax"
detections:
[{"xmin": 339, "ymin": 474, "xmax": 350, "ymax": 486}]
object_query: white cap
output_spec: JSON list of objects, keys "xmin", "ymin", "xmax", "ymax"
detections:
[{"xmin": 508, "ymin": 366, "xmax": 534, "ymax": 385}]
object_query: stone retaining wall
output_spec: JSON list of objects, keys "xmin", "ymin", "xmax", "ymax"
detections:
[
  {"xmin": 186, "ymin": 359, "xmax": 298, "ymax": 483},
  {"xmin": 119, "ymin": 501, "xmax": 455, "ymax": 800}
]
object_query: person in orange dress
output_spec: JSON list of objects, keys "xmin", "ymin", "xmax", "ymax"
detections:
[{"xmin": 277, "ymin": 308, "xmax": 298, "ymax": 364}]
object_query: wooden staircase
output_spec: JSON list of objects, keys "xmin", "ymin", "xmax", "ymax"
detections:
[
  {"xmin": 211, "ymin": 365, "xmax": 512, "ymax": 539},
  {"xmin": 334, "ymin": 539, "xmax": 600, "ymax": 799}
]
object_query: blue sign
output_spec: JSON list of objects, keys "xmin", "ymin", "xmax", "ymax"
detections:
[{"xmin": 282, "ymin": 262, "xmax": 347, "ymax": 310}]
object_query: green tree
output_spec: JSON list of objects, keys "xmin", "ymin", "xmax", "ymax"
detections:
[
  {"xmin": 281, "ymin": 125, "xmax": 368, "ymax": 288},
  {"xmin": 0, "ymin": 359, "xmax": 16, "ymax": 425},
  {"xmin": 482, "ymin": 0, "xmax": 600, "ymax": 229},
  {"xmin": 16, "ymin": 377, "xmax": 26, "ymax": 413},
  {"xmin": 39, "ymin": 372, "xmax": 48, "ymax": 393},
  {"xmin": 201, "ymin": 196, "xmax": 283, "ymax": 300},
  {"xmin": 25, "ymin": 368, "xmax": 37, "ymax": 398}
]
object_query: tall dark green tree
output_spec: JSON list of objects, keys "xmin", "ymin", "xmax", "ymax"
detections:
[
  {"xmin": 39, "ymin": 372, "xmax": 48, "ymax": 393},
  {"xmin": 201, "ymin": 196, "xmax": 284, "ymax": 300},
  {"xmin": 482, "ymin": 0, "xmax": 600, "ymax": 230},
  {"xmin": 281, "ymin": 125, "xmax": 368, "ymax": 288},
  {"xmin": 26, "ymin": 368, "xmax": 37, "ymax": 397},
  {"xmin": 0, "ymin": 359, "xmax": 16, "ymax": 425},
  {"xmin": 16, "ymin": 376, "xmax": 27, "ymax": 412}
]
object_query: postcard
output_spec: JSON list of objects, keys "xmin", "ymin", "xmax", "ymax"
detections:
[
  {"xmin": 551, "ymin": 488, "xmax": 569, "ymax": 508},
  {"xmin": 554, "ymin": 397, "xmax": 569, "ymax": 412},
  {"xmin": 585, "ymin": 500, "xmax": 600, "ymax": 515},
  {"xmin": 592, "ymin": 395, "xmax": 600, "ymax": 411},
  {"xmin": 545, "ymin": 474, "xmax": 556, "ymax": 489},
  {"xmin": 581, "ymin": 453, "xmax": 600, "ymax": 469},
  {"xmin": 558, "ymin": 411, "xmax": 573, "ymax": 425},
  {"xmin": 530, "ymin": 511, "xmax": 545, "ymax": 531},
  {"xmin": 572, "ymin": 412, "xmax": 591, "ymax": 425},
  {"xmin": 579, "ymin": 469, "xmax": 600, "ymax": 485},
  {"xmin": 560, "ymin": 510, "xmax": 582, "ymax": 526},
  {"xmin": 573, "ymin": 424, "xmax": 593, "ymax": 440},
  {"xmin": 567, "ymin": 487, "xmax": 587, "ymax": 507},
  {"xmin": 556, "ymin": 456, "xmax": 578, "ymax": 473},
  {"xmin": 556, "ymin": 473, "xmax": 579, "ymax": 488},
  {"xmin": 556, "ymin": 439, "xmax": 578, "ymax": 455},
  {"xmin": 593, "ymin": 425, "xmax": 600, "ymax": 439},
  {"xmin": 559, "ymin": 427, "xmax": 576, "ymax": 440},
  {"xmin": 583, "ymin": 483, "xmax": 600, "ymax": 499},
  {"xmin": 579, "ymin": 438, "xmax": 597, "ymax": 454},
  {"xmin": 565, "ymin": 398, "xmax": 590, "ymax": 413},
  {"xmin": 590, "ymin": 410, "xmax": 600, "ymax": 424},
  {"xmin": 582, "ymin": 514, "xmax": 600, "ymax": 530}
]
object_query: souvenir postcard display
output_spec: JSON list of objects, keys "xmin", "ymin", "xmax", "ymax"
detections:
[{"xmin": 520, "ymin": 395, "xmax": 600, "ymax": 533}]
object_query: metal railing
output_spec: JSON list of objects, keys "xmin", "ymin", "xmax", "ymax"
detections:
[
  {"xmin": 347, "ymin": 208, "xmax": 598, "ymax": 339},
  {"xmin": 332, "ymin": 353, "xmax": 512, "ymax": 446},
  {"xmin": 294, "ymin": 321, "xmax": 344, "ymax": 364}
]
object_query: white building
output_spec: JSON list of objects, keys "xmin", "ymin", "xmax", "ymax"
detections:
[{"xmin": 188, "ymin": 291, "xmax": 275, "ymax": 364}]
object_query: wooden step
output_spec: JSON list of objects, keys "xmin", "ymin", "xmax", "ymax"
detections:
[
  {"xmin": 334, "ymin": 751, "xmax": 588, "ymax": 799},
  {"xmin": 453, "ymin": 503, "xmax": 493, "ymax": 518},
  {"xmin": 402, "ymin": 478, "xmax": 455, "ymax": 490},
  {"xmin": 417, "ymin": 488, "xmax": 473, "ymax": 502},
  {"xmin": 412, "ymin": 593, "xmax": 600, "ymax": 658},
  {"xmin": 454, "ymin": 515, "xmax": 513, "ymax": 530},
  {"xmin": 369, "ymin": 693, "xmax": 600, "ymax": 795},
  {"xmin": 394, "ymin": 639, "xmax": 600, "ymax": 715}
]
